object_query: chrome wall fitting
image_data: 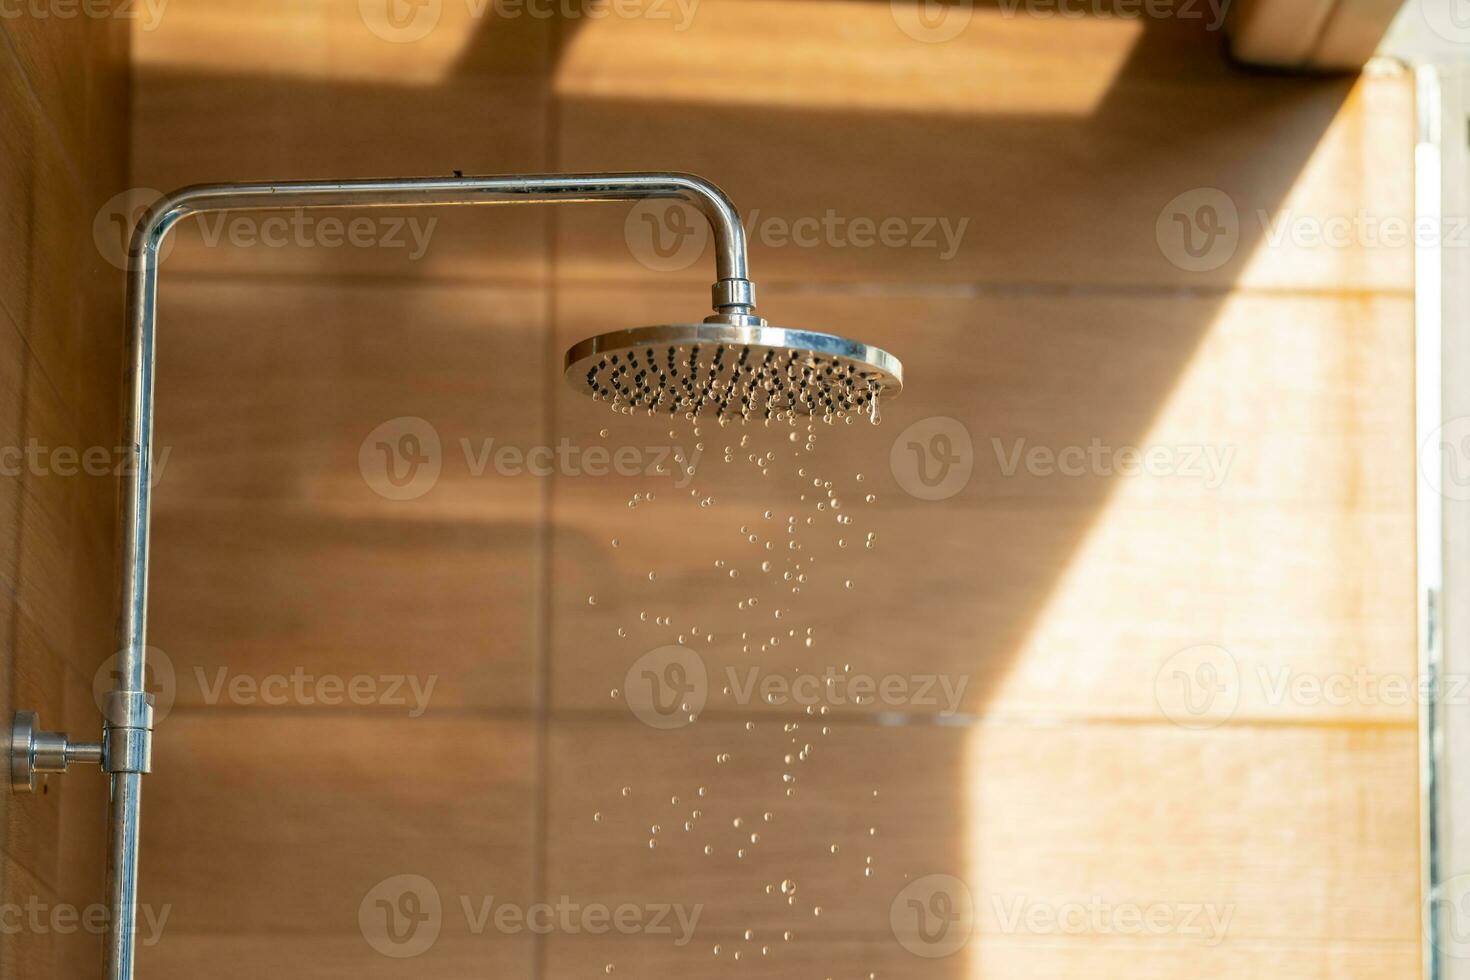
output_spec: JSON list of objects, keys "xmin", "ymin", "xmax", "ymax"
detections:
[{"xmin": 10, "ymin": 711, "xmax": 104, "ymax": 793}]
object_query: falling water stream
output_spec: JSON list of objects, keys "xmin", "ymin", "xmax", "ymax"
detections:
[{"xmin": 586, "ymin": 381, "xmax": 889, "ymax": 976}]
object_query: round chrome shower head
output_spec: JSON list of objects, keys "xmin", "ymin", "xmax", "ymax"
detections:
[{"xmin": 564, "ymin": 324, "xmax": 903, "ymax": 422}]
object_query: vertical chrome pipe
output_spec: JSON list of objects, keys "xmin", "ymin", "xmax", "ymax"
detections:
[
  {"xmin": 105, "ymin": 773, "xmax": 143, "ymax": 979},
  {"xmin": 103, "ymin": 172, "xmax": 755, "ymax": 980}
]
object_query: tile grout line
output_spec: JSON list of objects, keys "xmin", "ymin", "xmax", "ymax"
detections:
[{"xmin": 529, "ymin": 36, "xmax": 564, "ymax": 980}]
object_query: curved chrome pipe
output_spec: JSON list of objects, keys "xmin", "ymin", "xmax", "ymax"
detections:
[{"xmin": 106, "ymin": 171, "xmax": 757, "ymax": 980}]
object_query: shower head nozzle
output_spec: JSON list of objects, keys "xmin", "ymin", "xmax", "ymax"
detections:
[{"xmin": 563, "ymin": 323, "xmax": 903, "ymax": 422}]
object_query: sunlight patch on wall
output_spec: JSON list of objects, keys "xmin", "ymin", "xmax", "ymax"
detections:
[
  {"xmin": 554, "ymin": 3, "xmax": 1140, "ymax": 116},
  {"xmin": 132, "ymin": 0, "xmax": 488, "ymax": 85}
]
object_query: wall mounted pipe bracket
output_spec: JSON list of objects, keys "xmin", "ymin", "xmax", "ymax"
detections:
[{"xmin": 10, "ymin": 711, "xmax": 106, "ymax": 793}]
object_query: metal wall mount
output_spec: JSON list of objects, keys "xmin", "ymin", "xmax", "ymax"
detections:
[{"xmin": 9, "ymin": 711, "xmax": 104, "ymax": 793}]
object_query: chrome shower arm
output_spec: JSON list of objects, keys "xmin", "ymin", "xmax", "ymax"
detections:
[
  {"xmin": 97, "ymin": 171, "xmax": 761, "ymax": 980},
  {"xmin": 129, "ymin": 171, "xmax": 758, "ymax": 303}
]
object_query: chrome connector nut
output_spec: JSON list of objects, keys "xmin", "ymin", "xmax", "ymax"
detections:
[
  {"xmin": 101, "ymin": 691, "xmax": 155, "ymax": 774},
  {"xmin": 103, "ymin": 727, "xmax": 152, "ymax": 775},
  {"xmin": 10, "ymin": 711, "xmax": 105, "ymax": 793}
]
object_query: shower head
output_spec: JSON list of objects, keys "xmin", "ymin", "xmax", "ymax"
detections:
[{"xmin": 563, "ymin": 323, "xmax": 904, "ymax": 422}]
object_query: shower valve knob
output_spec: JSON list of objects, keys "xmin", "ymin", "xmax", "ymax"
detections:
[{"xmin": 9, "ymin": 711, "xmax": 104, "ymax": 793}]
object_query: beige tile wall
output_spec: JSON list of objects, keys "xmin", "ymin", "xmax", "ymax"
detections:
[
  {"xmin": 127, "ymin": 3, "xmax": 1419, "ymax": 978},
  {"xmin": 0, "ymin": 7, "xmax": 130, "ymax": 979}
]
